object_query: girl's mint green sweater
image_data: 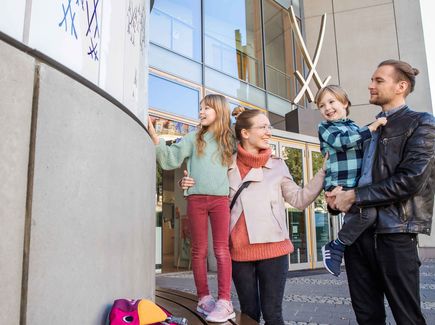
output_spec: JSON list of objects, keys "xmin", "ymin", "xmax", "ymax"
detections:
[{"xmin": 155, "ymin": 131, "xmax": 230, "ymax": 196}]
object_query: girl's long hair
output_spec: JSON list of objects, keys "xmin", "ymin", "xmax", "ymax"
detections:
[{"xmin": 196, "ymin": 94, "xmax": 233, "ymax": 166}]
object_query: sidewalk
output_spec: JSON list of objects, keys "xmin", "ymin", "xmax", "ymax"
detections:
[{"xmin": 156, "ymin": 259, "xmax": 435, "ymax": 325}]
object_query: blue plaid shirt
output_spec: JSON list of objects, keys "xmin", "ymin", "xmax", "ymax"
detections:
[{"xmin": 318, "ymin": 119, "xmax": 372, "ymax": 190}]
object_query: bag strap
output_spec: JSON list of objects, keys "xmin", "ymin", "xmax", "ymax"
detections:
[{"xmin": 230, "ymin": 181, "xmax": 252, "ymax": 210}]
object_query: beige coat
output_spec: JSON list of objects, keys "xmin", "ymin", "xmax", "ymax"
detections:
[{"xmin": 228, "ymin": 154, "xmax": 325, "ymax": 244}]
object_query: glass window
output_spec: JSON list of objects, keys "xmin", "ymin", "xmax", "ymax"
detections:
[
  {"xmin": 149, "ymin": 44, "xmax": 202, "ymax": 84},
  {"xmin": 149, "ymin": 74, "xmax": 200, "ymax": 120},
  {"xmin": 281, "ymin": 145, "xmax": 308, "ymax": 264},
  {"xmin": 204, "ymin": 0, "xmax": 264, "ymax": 88},
  {"xmin": 311, "ymin": 150, "xmax": 330, "ymax": 261},
  {"xmin": 150, "ymin": 0, "xmax": 201, "ymax": 61},
  {"xmin": 263, "ymin": 0, "xmax": 296, "ymax": 101},
  {"xmin": 293, "ymin": 18, "xmax": 307, "ymax": 105},
  {"xmin": 204, "ymin": 67, "xmax": 266, "ymax": 108}
]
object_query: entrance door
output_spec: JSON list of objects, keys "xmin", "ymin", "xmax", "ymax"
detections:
[
  {"xmin": 280, "ymin": 143, "xmax": 310, "ymax": 270},
  {"xmin": 307, "ymin": 147, "xmax": 331, "ymax": 268}
]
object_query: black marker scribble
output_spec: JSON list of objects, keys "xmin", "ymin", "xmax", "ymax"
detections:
[
  {"xmin": 127, "ymin": 1, "xmax": 146, "ymax": 53},
  {"xmin": 87, "ymin": 38, "xmax": 99, "ymax": 61},
  {"xmin": 85, "ymin": 0, "xmax": 100, "ymax": 38}
]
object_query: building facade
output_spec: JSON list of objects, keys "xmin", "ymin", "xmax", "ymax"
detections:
[
  {"xmin": 1, "ymin": 1, "xmax": 434, "ymax": 324},
  {"xmin": 148, "ymin": 0, "xmax": 435, "ymax": 274}
]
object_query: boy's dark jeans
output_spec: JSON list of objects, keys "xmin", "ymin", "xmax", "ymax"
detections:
[
  {"xmin": 232, "ymin": 254, "xmax": 288, "ymax": 325},
  {"xmin": 338, "ymin": 205, "xmax": 377, "ymax": 245}
]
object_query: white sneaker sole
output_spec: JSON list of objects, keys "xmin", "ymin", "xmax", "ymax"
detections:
[{"xmin": 206, "ymin": 312, "xmax": 236, "ymax": 323}]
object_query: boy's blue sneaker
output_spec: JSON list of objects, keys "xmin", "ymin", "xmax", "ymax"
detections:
[{"xmin": 322, "ymin": 239, "xmax": 346, "ymax": 276}]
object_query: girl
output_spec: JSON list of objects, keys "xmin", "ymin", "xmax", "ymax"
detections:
[{"xmin": 148, "ymin": 94, "xmax": 235, "ymax": 323}]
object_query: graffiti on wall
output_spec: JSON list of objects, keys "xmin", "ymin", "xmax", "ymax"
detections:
[{"xmin": 59, "ymin": 0, "xmax": 101, "ymax": 61}]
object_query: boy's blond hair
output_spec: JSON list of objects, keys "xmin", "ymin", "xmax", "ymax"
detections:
[{"xmin": 315, "ymin": 85, "xmax": 351, "ymax": 116}]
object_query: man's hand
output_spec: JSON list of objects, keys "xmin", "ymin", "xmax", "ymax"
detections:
[
  {"xmin": 334, "ymin": 188, "xmax": 356, "ymax": 212},
  {"xmin": 179, "ymin": 170, "xmax": 195, "ymax": 190},
  {"xmin": 321, "ymin": 152, "xmax": 329, "ymax": 172},
  {"xmin": 325, "ymin": 195, "xmax": 337, "ymax": 210},
  {"xmin": 325, "ymin": 186, "xmax": 342, "ymax": 210}
]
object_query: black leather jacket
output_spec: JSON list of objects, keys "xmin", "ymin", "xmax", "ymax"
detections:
[{"xmin": 355, "ymin": 106, "xmax": 435, "ymax": 235}]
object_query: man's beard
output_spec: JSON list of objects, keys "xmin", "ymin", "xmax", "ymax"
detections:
[{"xmin": 369, "ymin": 96, "xmax": 388, "ymax": 106}]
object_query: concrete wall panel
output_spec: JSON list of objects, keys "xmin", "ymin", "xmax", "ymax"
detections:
[
  {"xmin": 333, "ymin": 0, "xmax": 391, "ymax": 13},
  {"xmin": 303, "ymin": 0, "xmax": 332, "ymax": 19},
  {"xmin": 304, "ymin": 14, "xmax": 340, "ymax": 87},
  {"xmin": 348, "ymin": 104, "xmax": 381, "ymax": 126},
  {"xmin": 393, "ymin": 0, "xmax": 432, "ymax": 113},
  {"xmin": 0, "ymin": 40, "xmax": 34, "ymax": 325},
  {"xmin": 334, "ymin": 3, "xmax": 398, "ymax": 106},
  {"xmin": 25, "ymin": 63, "xmax": 156, "ymax": 324}
]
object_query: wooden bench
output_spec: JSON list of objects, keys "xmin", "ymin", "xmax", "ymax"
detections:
[{"xmin": 155, "ymin": 287, "xmax": 258, "ymax": 325}]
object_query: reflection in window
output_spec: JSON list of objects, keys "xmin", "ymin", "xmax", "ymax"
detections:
[
  {"xmin": 281, "ymin": 146, "xmax": 307, "ymax": 264},
  {"xmin": 204, "ymin": 0, "xmax": 264, "ymax": 88},
  {"xmin": 288, "ymin": 210, "xmax": 307, "ymax": 264},
  {"xmin": 269, "ymin": 143, "xmax": 277, "ymax": 156},
  {"xmin": 149, "ymin": 74, "xmax": 200, "ymax": 120},
  {"xmin": 311, "ymin": 151, "xmax": 330, "ymax": 260},
  {"xmin": 263, "ymin": 0, "xmax": 297, "ymax": 100},
  {"xmin": 149, "ymin": 115, "xmax": 197, "ymax": 142},
  {"xmin": 281, "ymin": 146, "xmax": 303, "ymax": 186},
  {"xmin": 150, "ymin": 0, "xmax": 201, "ymax": 61}
]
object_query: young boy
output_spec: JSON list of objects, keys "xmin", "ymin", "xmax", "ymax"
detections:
[{"xmin": 316, "ymin": 85, "xmax": 387, "ymax": 276}]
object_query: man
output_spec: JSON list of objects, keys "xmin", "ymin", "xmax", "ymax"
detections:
[{"xmin": 328, "ymin": 59, "xmax": 435, "ymax": 324}]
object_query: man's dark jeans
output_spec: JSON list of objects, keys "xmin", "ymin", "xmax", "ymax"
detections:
[
  {"xmin": 345, "ymin": 228, "xmax": 426, "ymax": 325},
  {"xmin": 232, "ymin": 254, "xmax": 288, "ymax": 325}
]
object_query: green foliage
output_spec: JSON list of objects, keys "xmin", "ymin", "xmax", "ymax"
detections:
[
  {"xmin": 311, "ymin": 151, "xmax": 326, "ymax": 210},
  {"xmin": 283, "ymin": 147, "xmax": 303, "ymax": 186}
]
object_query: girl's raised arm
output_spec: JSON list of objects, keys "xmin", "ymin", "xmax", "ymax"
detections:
[{"xmin": 147, "ymin": 117, "xmax": 160, "ymax": 145}]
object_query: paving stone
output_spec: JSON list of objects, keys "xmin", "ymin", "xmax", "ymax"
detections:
[{"xmin": 156, "ymin": 258, "xmax": 435, "ymax": 323}]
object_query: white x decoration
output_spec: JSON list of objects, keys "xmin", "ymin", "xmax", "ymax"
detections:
[{"xmin": 288, "ymin": 6, "xmax": 331, "ymax": 104}]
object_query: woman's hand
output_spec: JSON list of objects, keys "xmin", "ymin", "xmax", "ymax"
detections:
[
  {"xmin": 321, "ymin": 152, "xmax": 329, "ymax": 172},
  {"xmin": 147, "ymin": 116, "xmax": 160, "ymax": 145},
  {"xmin": 179, "ymin": 170, "xmax": 196, "ymax": 190}
]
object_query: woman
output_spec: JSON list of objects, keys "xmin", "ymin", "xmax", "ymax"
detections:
[{"xmin": 182, "ymin": 110, "xmax": 326, "ymax": 324}]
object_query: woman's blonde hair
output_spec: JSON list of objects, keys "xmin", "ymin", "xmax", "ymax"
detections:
[
  {"xmin": 196, "ymin": 94, "xmax": 233, "ymax": 166},
  {"xmin": 315, "ymin": 85, "xmax": 351, "ymax": 116}
]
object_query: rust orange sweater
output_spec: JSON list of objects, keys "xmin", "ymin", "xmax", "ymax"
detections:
[{"xmin": 230, "ymin": 145, "xmax": 293, "ymax": 261}]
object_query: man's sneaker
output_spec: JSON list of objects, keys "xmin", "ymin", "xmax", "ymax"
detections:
[
  {"xmin": 322, "ymin": 239, "xmax": 346, "ymax": 276},
  {"xmin": 205, "ymin": 299, "xmax": 235, "ymax": 323},
  {"xmin": 196, "ymin": 295, "xmax": 215, "ymax": 315}
]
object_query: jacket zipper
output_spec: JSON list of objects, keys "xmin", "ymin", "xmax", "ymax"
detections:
[{"xmin": 374, "ymin": 233, "xmax": 378, "ymax": 250}]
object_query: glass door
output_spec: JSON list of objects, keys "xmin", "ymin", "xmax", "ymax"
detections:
[
  {"xmin": 280, "ymin": 142, "xmax": 310, "ymax": 270},
  {"xmin": 150, "ymin": 115, "xmax": 197, "ymax": 273},
  {"xmin": 307, "ymin": 147, "xmax": 331, "ymax": 268}
]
